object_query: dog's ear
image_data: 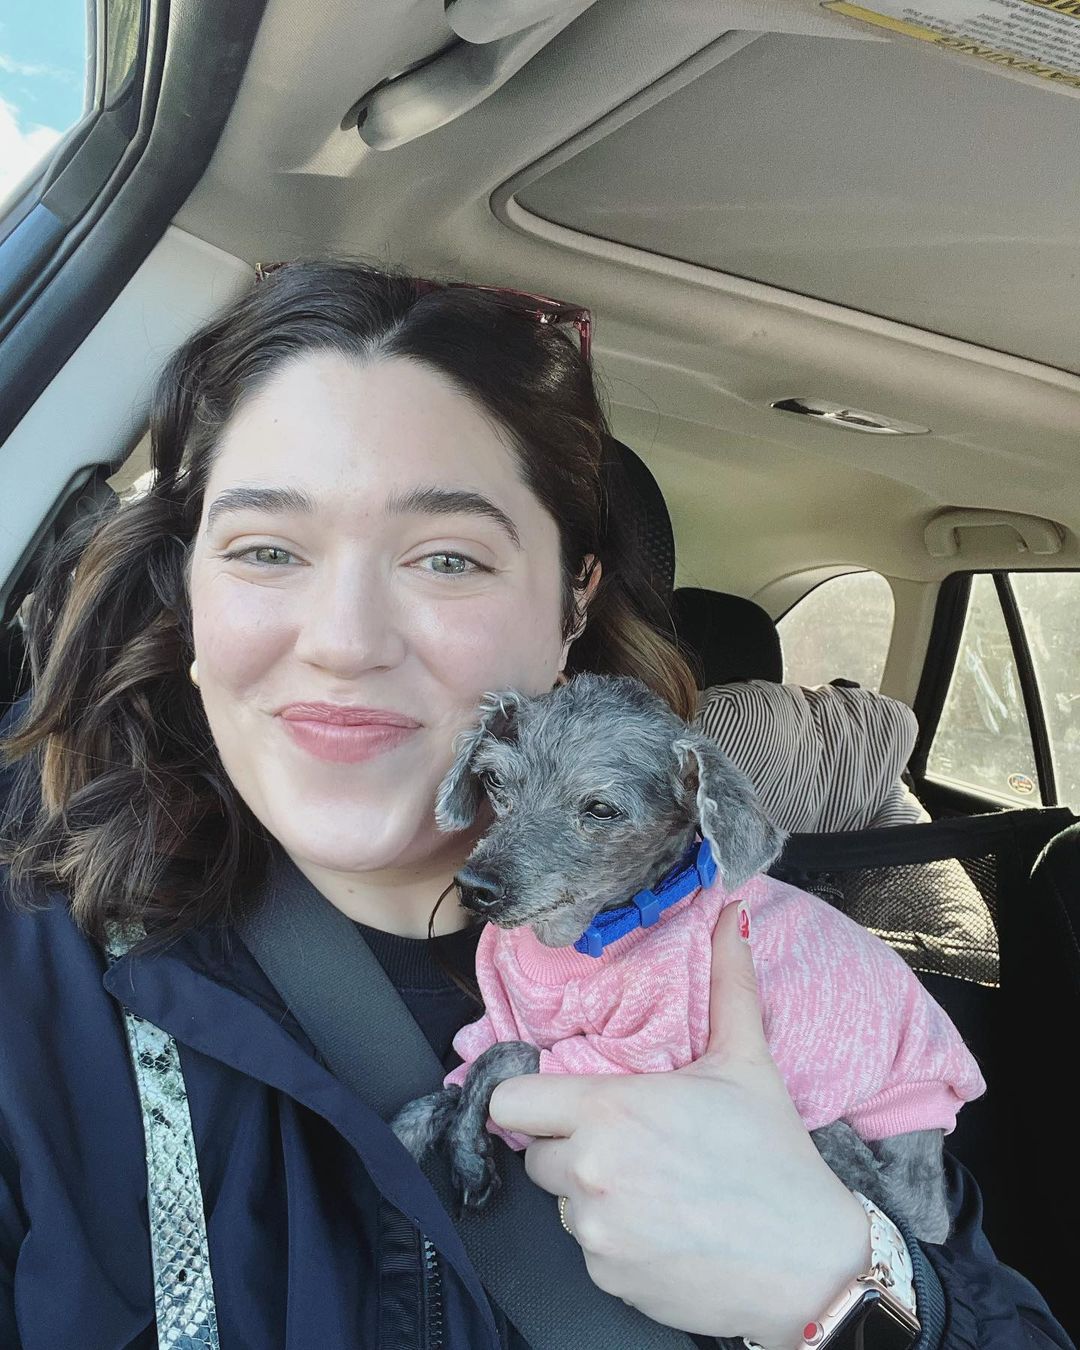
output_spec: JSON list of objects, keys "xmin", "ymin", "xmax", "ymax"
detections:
[
  {"xmin": 434, "ymin": 689, "xmax": 525, "ymax": 832},
  {"xmin": 672, "ymin": 733, "xmax": 786, "ymax": 889}
]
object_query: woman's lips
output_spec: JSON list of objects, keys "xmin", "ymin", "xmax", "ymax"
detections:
[{"xmin": 278, "ymin": 705, "xmax": 421, "ymax": 764}]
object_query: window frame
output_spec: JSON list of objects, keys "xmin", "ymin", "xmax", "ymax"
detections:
[
  {"xmin": 0, "ymin": 0, "xmax": 152, "ymax": 337},
  {"xmin": 0, "ymin": 0, "xmax": 270, "ymax": 451},
  {"xmin": 994, "ymin": 572, "xmax": 1056, "ymax": 805}
]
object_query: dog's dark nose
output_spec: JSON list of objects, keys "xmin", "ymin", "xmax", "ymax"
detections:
[{"xmin": 456, "ymin": 867, "xmax": 506, "ymax": 915}]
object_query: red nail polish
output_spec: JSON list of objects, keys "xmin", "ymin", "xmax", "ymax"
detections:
[{"xmin": 738, "ymin": 902, "xmax": 751, "ymax": 942}]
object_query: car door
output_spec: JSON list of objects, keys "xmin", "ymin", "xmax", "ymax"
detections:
[{"xmin": 0, "ymin": 0, "xmax": 266, "ymax": 714}]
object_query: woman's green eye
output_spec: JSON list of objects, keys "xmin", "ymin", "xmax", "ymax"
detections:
[
  {"xmin": 253, "ymin": 547, "xmax": 292, "ymax": 565},
  {"xmin": 428, "ymin": 553, "xmax": 472, "ymax": 574},
  {"xmin": 224, "ymin": 545, "xmax": 295, "ymax": 566}
]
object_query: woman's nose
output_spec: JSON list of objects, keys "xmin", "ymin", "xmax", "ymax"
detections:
[{"xmin": 292, "ymin": 565, "xmax": 406, "ymax": 676}]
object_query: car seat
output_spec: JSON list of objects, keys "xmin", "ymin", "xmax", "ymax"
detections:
[
  {"xmin": 601, "ymin": 438, "xmax": 676, "ymax": 637},
  {"xmin": 774, "ymin": 807, "xmax": 1078, "ymax": 1340},
  {"xmin": 671, "ymin": 585, "xmax": 782, "ymax": 686},
  {"xmin": 1013, "ymin": 822, "xmax": 1080, "ymax": 1342}
]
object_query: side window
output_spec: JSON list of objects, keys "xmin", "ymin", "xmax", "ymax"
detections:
[
  {"xmin": 777, "ymin": 570, "xmax": 895, "ymax": 692},
  {"xmin": 1, "ymin": 0, "xmax": 147, "ymax": 354},
  {"xmin": 1010, "ymin": 572, "xmax": 1080, "ymax": 811},
  {"xmin": 925, "ymin": 575, "xmax": 1041, "ymax": 806},
  {"xmin": 0, "ymin": 4, "xmax": 89, "ymax": 209}
]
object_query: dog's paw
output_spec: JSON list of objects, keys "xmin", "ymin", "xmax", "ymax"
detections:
[
  {"xmin": 451, "ymin": 1141, "xmax": 500, "ymax": 1216},
  {"xmin": 390, "ymin": 1086, "xmax": 461, "ymax": 1161}
]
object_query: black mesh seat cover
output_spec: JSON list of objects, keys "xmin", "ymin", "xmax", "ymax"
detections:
[
  {"xmin": 771, "ymin": 805, "xmax": 1078, "ymax": 1340},
  {"xmin": 606, "ymin": 439, "xmax": 674, "ymax": 605},
  {"xmin": 601, "ymin": 439, "xmax": 676, "ymax": 638}
]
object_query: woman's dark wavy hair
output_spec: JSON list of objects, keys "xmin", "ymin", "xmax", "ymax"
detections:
[{"xmin": 0, "ymin": 260, "xmax": 697, "ymax": 943}]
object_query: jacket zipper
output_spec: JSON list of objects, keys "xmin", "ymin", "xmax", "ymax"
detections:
[{"xmin": 422, "ymin": 1236, "xmax": 444, "ymax": 1350}]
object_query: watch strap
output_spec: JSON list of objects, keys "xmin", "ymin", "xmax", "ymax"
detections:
[
  {"xmin": 743, "ymin": 1190, "xmax": 918, "ymax": 1350},
  {"xmin": 855, "ymin": 1189, "xmax": 917, "ymax": 1315}
]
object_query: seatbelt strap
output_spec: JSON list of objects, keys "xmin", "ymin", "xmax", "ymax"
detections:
[{"xmin": 237, "ymin": 850, "xmax": 700, "ymax": 1350}]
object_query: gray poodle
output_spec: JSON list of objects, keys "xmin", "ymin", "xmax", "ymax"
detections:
[{"xmin": 392, "ymin": 674, "xmax": 950, "ymax": 1242}]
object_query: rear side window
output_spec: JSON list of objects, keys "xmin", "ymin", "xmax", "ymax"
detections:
[
  {"xmin": 925, "ymin": 574, "xmax": 1041, "ymax": 806},
  {"xmin": 778, "ymin": 570, "xmax": 895, "ymax": 692},
  {"xmin": 921, "ymin": 570, "xmax": 1080, "ymax": 811},
  {"xmin": 1010, "ymin": 572, "xmax": 1080, "ymax": 809}
]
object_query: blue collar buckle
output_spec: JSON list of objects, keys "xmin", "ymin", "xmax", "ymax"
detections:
[{"xmin": 573, "ymin": 837, "xmax": 718, "ymax": 958}]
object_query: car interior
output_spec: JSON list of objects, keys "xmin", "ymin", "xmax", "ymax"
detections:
[{"xmin": 1, "ymin": 0, "xmax": 1078, "ymax": 1340}]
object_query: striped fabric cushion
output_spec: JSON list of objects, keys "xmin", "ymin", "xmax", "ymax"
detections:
[{"xmin": 695, "ymin": 679, "xmax": 930, "ymax": 834}]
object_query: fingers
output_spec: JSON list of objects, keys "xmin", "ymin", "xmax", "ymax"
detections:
[
  {"xmin": 703, "ymin": 895, "xmax": 769, "ymax": 1063},
  {"xmin": 521, "ymin": 1135, "xmax": 576, "ymax": 1197},
  {"xmin": 524, "ymin": 1138, "xmax": 611, "ymax": 1263},
  {"xmin": 488, "ymin": 1069, "xmax": 592, "ymax": 1139}
]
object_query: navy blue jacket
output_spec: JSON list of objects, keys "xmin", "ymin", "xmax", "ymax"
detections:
[{"xmin": 0, "ymin": 878, "xmax": 1074, "ymax": 1350}]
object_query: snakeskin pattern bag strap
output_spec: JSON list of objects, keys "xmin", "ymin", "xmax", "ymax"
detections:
[{"xmin": 105, "ymin": 923, "xmax": 221, "ymax": 1350}]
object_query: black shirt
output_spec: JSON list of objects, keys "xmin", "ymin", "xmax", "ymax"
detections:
[
  {"xmin": 353, "ymin": 918, "xmax": 486, "ymax": 1068},
  {"xmin": 352, "ymin": 920, "xmax": 725, "ymax": 1350}
]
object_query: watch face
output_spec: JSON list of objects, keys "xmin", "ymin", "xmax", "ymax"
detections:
[{"xmin": 827, "ymin": 1288, "xmax": 920, "ymax": 1349}]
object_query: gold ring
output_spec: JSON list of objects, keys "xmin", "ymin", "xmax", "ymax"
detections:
[{"xmin": 558, "ymin": 1194, "xmax": 574, "ymax": 1236}]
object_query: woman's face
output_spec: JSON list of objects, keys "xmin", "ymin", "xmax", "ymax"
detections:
[{"xmin": 188, "ymin": 350, "xmax": 580, "ymax": 878}]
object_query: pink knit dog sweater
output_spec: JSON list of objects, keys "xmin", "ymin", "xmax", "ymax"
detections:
[{"xmin": 444, "ymin": 874, "xmax": 986, "ymax": 1150}]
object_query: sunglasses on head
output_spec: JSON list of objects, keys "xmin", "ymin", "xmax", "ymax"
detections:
[{"xmin": 254, "ymin": 262, "xmax": 592, "ymax": 363}]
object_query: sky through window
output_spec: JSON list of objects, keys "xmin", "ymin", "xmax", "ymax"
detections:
[{"xmin": 0, "ymin": 1, "xmax": 87, "ymax": 207}]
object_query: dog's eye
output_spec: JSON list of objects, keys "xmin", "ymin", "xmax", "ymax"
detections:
[{"xmin": 583, "ymin": 800, "xmax": 620, "ymax": 820}]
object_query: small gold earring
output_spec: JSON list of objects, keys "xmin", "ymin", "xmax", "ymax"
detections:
[{"xmin": 189, "ymin": 659, "xmax": 200, "ymax": 688}]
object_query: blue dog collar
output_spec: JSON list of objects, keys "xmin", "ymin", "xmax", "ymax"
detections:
[{"xmin": 573, "ymin": 837, "xmax": 718, "ymax": 958}]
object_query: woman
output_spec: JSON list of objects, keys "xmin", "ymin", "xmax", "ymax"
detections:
[{"xmin": 0, "ymin": 261, "xmax": 1070, "ymax": 1350}]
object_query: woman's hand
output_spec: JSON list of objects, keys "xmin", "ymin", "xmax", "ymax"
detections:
[{"xmin": 487, "ymin": 902, "xmax": 872, "ymax": 1348}]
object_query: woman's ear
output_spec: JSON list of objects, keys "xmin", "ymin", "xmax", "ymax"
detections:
[
  {"xmin": 559, "ymin": 555, "xmax": 603, "ymax": 669},
  {"xmin": 434, "ymin": 689, "xmax": 525, "ymax": 832},
  {"xmin": 578, "ymin": 554, "xmax": 602, "ymax": 606},
  {"xmin": 672, "ymin": 733, "xmax": 786, "ymax": 889}
]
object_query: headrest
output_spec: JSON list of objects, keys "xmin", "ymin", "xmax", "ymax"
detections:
[
  {"xmin": 672, "ymin": 587, "xmax": 783, "ymax": 687},
  {"xmin": 603, "ymin": 439, "xmax": 675, "ymax": 625}
]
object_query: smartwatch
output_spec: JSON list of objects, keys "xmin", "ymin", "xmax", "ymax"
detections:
[
  {"xmin": 745, "ymin": 1191, "xmax": 921, "ymax": 1350},
  {"xmin": 796, "ymin": 1275, "xmax": 921, "ymax": 1347}
]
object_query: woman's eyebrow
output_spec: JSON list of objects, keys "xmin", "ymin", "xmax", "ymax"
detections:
[
  {"xmin": 385, "ymin": 486, "xmax": 521, "ymax": 549},
  {"xmin": 206, "ymin": 485, "xmax": 315, "ymax": 530},
  {"xmin": 205, "ymin": 483, "xmax": 521, "ymax": 549}
]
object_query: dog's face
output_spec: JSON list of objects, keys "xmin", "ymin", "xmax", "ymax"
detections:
[{"xmin": 435, "ymin": 674, "xmax": 785, "ymax": 947}]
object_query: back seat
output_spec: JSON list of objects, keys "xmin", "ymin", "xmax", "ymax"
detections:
[{"xmin": 671, "ymin": 583, "xmax": 1079, "ymax": 1338}]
